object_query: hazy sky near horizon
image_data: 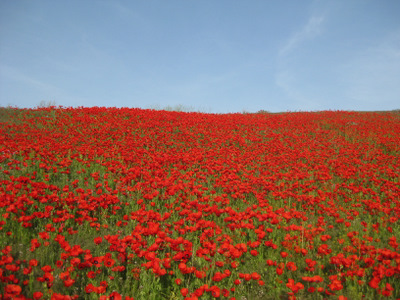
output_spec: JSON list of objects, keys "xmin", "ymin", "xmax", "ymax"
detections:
[{"xmin": 1, "ymin": 1, "xmax": 399, "ymax": 113}]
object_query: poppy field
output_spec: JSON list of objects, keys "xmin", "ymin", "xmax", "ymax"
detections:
[{"xmin": 0, "ymin": 107, "xmax": 399, "ymax": 300}]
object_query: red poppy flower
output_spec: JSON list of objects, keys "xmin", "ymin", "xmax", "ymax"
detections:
[
  {"xmin": 181, "ymin": 287, "xmax": 189, "ymax": 297},
  {"xmin": 29, "ymin": 259, "xmax": 38, "ymax": 266},
  {"xmin": 85, "ymin": 283, "xmax": 98, "ymax": 293},
  {"xmin": 109, "ymin": 292, "xmax": 122, "ymax": 300},
  {"xmin": 33, "ymin": 291, "xmax": 43, "ymax": 299},
  {"xmin": 64, "ymin": 278, "xmax": 75, "ymax": 287},
  {"xmin": 104, "ymin": 258, "xmax": 115, "ymax": 268},
  {"xmin": 44, "ymin": 272, "xmax": 54, "ymax": 283},
  {"xmin": 209, "ymin": 285, "xmax": 220, "ymax": 297},
  {"xmin": 5, "ymin": 284, "xmax": 22, "ymax": 295}
]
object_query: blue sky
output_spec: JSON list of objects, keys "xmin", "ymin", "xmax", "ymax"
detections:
[{"xmin": 1, "ymin": 0, "xmax": 399, "ymax": 113}]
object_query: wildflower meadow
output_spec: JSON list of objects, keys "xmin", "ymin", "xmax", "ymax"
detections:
[{"xmin": 0, "ymin": 107, "xmax": 399, "ymax": 300}]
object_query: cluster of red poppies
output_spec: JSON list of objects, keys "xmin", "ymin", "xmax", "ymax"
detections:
[{"xmin": 1, "ymin": 107, "xmax": 399, "ymax": 299}]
